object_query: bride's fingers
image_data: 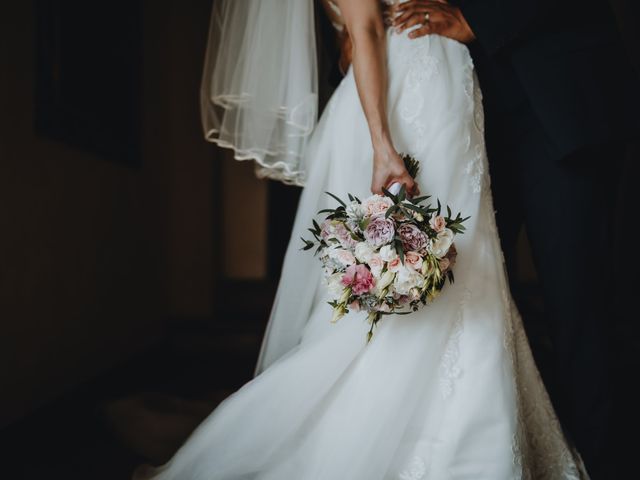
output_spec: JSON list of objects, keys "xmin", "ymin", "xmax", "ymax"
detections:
[{"xmin": 386, "ymin": 174, "xmax": 418, "ymax": 198}]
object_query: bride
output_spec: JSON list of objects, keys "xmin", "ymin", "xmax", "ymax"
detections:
[{"xmin": 136, "ymin": 0, "xmax": 588, "ymax": 478}]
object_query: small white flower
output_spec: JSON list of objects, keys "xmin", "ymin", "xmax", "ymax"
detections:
[
  {"xmin": 325, "ymin": 273, "xmax": 345, "ymax": 300},
  {"xmin": 346, "ymin": 201, "xmax": 364, "ymax": 219},
  {"xmin": 429, "ymin": 228, "xmax": 455, "ymax": 258},
  {"xmin": 379, "ymin": 245, "xmax": 398, "ymax": 262}
]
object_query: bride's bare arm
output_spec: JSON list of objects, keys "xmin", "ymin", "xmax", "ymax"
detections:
[{"xmin": 336, "ymin": 0, "xmax": 417, "ymax": 195}]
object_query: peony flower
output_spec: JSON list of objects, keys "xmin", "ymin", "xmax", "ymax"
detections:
[
  {"xmin": 429, "ymin": 228, "xmax": 454, "ymax": 258},
  {"xmin": 341, "ymin": 264, "xmax": 375, "ymax": 295},
  {"xmin": 393, "ymin": 265, "xmax": 424, "ymax": 295},
  {"xmin": 379, "ymin": 245, "xmax": 398, "ymax": 262},
  {"xmin": 397, "ymin": 223, "xmax": 428, "ymax": 252},
  {"xmin": 429, "ymin": 214, "xmax": 447, "ymax": 233},
  {"xmin": 328, "ymin": 247, "xmax": 356, "ymax": 267},
  {"xmin": 354, "ymin": 242, "xmax": 375, "ymax": 263},
  {"xmin": 362, "ymin": 195, "xmax": 394, "ymax": 217},
  {"xmin": 368, "ymin": 253, "xmax": 384, "ymax": 278},
  {"xmin": 364, "ymin": 215, "xmax": 395, "ymax": 247},
  {"xmin": 405, "ymin": 251, "xmax": 423, "ymax": 271}
]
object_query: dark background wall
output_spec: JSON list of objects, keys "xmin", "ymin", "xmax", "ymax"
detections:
[{"xmin": 0, "ymin": 0, "xmax": 216, "ymax": 428}]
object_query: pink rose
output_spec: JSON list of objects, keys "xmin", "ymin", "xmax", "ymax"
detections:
[
  {"xmin": 368, "ymin": 254, "xmax": 384, "ymax": 277},
  {"xmin": 362, "ymin": 195, "xmax": 394, "ymax": 217},
  {"xmin": 388, "ymin": 257, "xmax": 402, "ymax": 273},
  {"xmin": 364, "ymin": 215, "xmax": 395, "ymax": 247},
  {"xmin": 405, "ymin": 251, "xmax": 423, "ymax": 271},
  {"xmin": 397, "ymin": 223, "xmax": 428, "ymax": 252},
  {"xmin": 429, "ymin": 215, "xmax": 447, "ymax": 233},
  {"xmin": 341, "ymin": 264, "xmax": 375, "ymax": 295}
]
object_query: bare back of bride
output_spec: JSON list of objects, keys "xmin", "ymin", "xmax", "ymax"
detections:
[{"xmin": 135, "ymin": 1, "xmax": 589, "ymax": 478}]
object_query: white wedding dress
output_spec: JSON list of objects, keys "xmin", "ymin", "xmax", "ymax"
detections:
[{"xmin": 136, "ymin": 7, "xmax": 588, "ymax": 480}]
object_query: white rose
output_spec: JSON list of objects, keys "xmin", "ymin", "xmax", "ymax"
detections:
[
  {"xmin": 328, "ymin": 247, "xmax": 356, "ymax": 267},
  {"xmin": 325, "ymin": 273, "xmax": 345, "ymax": 300},
  {"xmin": 379, "ymin": 245, "xmax": 398, "ymax": 262},
  {"xmin": 393, "ymin": 265, "xmax": 424, "ymax": 295},
  {"xmin": 429, "ymin": 228, "xmax": 454, "ymax": 258},
  {"xmin": 354, "ymin": 242, "xmax": 375, "ymax": 263}
]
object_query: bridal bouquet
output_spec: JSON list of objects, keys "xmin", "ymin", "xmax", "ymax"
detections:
[{"xmin": 302, "ymin": 155, "xmax": 469, "ymax": 341}]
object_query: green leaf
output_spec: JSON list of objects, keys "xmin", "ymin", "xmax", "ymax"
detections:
[
  {"xmin": 385, "ymin": 204, "xmax": 399, "ymax": 218},
  {"xmin": 402, "ymin": 202, "xmax": 428, "ymax": 216},
  {"xmin": 411, "ymin": 195, "xmax": 431, "ymax": 204},
  {"xmin": 325, "ymin": 191, "xmax": 346, "ymax": 207},
  {"xmin": 381, "ymin": 186, "xmax": 398, "ymax": 203},
  {"xmin": 395, "ymin": 239, "xmax": 405, "ymax": 265}
]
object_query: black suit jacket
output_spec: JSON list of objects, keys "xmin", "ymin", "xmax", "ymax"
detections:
[{"xmin": 453, "ymin": 0, "xmax": 639, "ymax": 160}]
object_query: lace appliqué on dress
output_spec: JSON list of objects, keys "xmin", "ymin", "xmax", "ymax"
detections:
[
  {"xmin": 464, "ymin": 143, "xmax": 486, "ymax": 194},
  {"xmin": 398, "ymin": 40, "xmax": 440, "ymax": 155},
  {"xmin": 398, "ymin": 455, "xmax": 427, "ymax": 480},
  {"xmin": 438, "ymin": 288, "xmax": 471, "ymax": 398}
]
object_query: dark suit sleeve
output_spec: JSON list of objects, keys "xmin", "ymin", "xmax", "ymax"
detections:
[{"xmin": 450, "ymin": 0, "xmax": 542, "ymax": 56}]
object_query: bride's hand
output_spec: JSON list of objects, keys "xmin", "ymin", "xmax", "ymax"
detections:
[{"xmin": 371, "ymin": 145, "xmax": 419, "ymax": 196}]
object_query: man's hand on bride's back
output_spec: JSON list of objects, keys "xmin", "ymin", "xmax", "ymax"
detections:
[
  {"xmin": 371, "ymin": 146, "xmax": 418, "ymax": 197},
  {"xmin": 390, "ymin": 0, "xmax": 475, "ymax": 44}
]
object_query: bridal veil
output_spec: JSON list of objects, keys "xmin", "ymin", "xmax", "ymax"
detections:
[{"xmin": 200, "ymin": 0, "xmax": 319, "ymax": 186}]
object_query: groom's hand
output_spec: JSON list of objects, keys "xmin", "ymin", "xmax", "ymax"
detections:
[{"xmin": 391, "ymin": 0, "xmax": 475, "ymax": 44}]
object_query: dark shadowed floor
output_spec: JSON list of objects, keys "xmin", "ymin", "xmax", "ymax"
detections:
[{"xmin": 2, "ymin": 282, "xmax": 638, "ymax": 479}]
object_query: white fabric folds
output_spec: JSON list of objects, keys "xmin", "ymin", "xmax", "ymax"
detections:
[{"xmin": 200, "ymin": 0, "xmax": 319, "ymax": 186}]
